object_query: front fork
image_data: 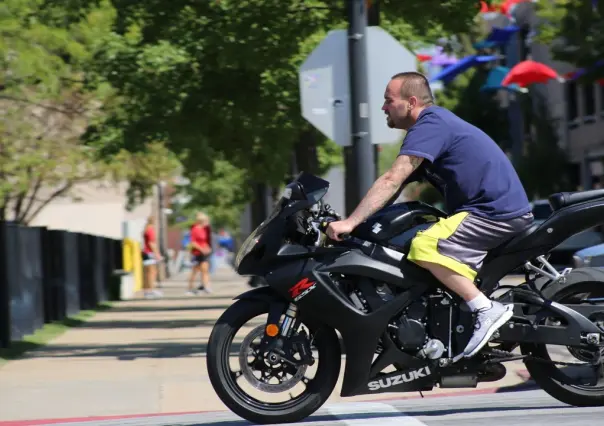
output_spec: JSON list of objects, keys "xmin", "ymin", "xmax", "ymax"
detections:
[
  {"xmin": 263, "ymin": 302, "xmax": 315, "ymax": 367},
  {"xmin": 280, "ymin": 303, "xmax": 299, "ymax": 337}
]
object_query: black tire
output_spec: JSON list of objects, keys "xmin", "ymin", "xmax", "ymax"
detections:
[
  {"xmin": 206, "ymin": 298, "xmax": 341, "ymax": 424},
  {"xmin": 521, "ymin": 267, "xmax": 604, "ymax": 407}
]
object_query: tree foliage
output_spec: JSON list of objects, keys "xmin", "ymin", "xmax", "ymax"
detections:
[
  {"xmin": 536, "ymin": 0, "xmax": 604, "ymax": 81},
  {"xmin": 170, "ymin": 157, "xmax": 250, "ymax": 232},
  {"xmin": 2, "ymin": 0, "xmax": 488, "ymax": 227},
  {"xmin": 0, "ymin": 0, "xmax": 181, "ymax": 223},
  {"xmin": 79, "ymin": 0, "xmax": 484, "ymax": 227}
]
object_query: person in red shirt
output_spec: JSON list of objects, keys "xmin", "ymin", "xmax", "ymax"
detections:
[
  {"xmin": 187, "ymin": 212, "xmax": 213, "ymax": 295},
  {"xmin": 142, "ymin": 216, "xmax": 163, "ymax": 298}
]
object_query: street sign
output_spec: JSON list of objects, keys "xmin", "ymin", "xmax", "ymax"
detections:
[{"xmin": 299, "ymin": 26, "xmax": 417, "ymax": 147}]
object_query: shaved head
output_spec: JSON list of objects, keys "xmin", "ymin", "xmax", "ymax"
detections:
[{"xmin": 390, "ymin": 72, "xmax": 434, "ymax": 106}]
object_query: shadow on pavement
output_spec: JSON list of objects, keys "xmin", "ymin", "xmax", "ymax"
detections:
[
  {"xmin": 76, "ymin": 319, "xmax": 220, "ymax": 329},
  {"xmin": 496, "ymin": 379, "xmax": 540, "ymax": 393},
  {"xmin": 108, "ymin": 304, "xmax": 233, "ymax": 313},
  {"xmin": 121, "ymin": 294, "xmax": 240, "ymax": 302},
  {"xmin": 21, "ymin": 341, "xmax": 245, "ymax": 360}
]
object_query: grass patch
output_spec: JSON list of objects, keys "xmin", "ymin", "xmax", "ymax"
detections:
[{"xmin": 0, "ymin": 302, "xmax": 113, "ymax": 367}]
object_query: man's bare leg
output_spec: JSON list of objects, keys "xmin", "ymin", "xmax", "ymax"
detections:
[{"xmin": 414, "ymin": 260, "xmax": 514, "ymax": 358}]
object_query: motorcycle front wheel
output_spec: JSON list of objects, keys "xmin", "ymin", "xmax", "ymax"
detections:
[{"xmin": 206, "ymin": 298, "xmax": 341, "ymax": 424}]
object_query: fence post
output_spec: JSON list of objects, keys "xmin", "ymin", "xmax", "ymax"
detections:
[
  {"xmin": 25, "ymin": 227, "xmax": 45, "ymax": 333},
  {"xmin": 0, "ymin": 222, "xmax": 9, "ymax": 348},
  {"xmin": 42, "ymin": 230, "xmax": 67, "ymax": 322},
  {"xmin": 63, "ymin": 232, "xmax": 80, "ymax": 317}
]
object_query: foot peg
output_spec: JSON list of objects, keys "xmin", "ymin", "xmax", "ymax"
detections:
[{"xmin": 438, "ymin": 352, "xmax": 465, "ymax": 367}]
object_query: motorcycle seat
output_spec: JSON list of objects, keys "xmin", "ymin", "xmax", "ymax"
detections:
[
  {"xmin": 549, "ymin": 189, "xmax": 604, "ymax": 211},
  {"xmin": 487, "ymin": 221, "xmax": 541, "ymax": 257}
]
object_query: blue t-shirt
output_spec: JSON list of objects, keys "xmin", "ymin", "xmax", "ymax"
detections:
[{"xmin": 399, "ymin": 105, "xmax": 530, "ymax": 220}]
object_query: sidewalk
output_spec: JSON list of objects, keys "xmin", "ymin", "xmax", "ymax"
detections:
[{"xmin": 0, "ymin": 267, "xmax": 530, "ymax": 422}]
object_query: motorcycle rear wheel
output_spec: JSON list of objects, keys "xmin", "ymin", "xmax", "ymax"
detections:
[
  {"xmin": 521, "ymin": 267, "xmax": 604, "ymax": 407},
  {"xmin": 207, "ymin": 298, "xmax": 341, "ymax": 424}
]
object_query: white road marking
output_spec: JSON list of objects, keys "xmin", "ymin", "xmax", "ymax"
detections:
[{"xmin": 326, "ymin": 402, "xmax": 428, "ymax": 425}]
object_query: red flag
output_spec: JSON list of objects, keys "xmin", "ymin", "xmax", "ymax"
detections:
[{"xmin": 502, "ymin": 60, "xmax": 562, "ymax": 87}]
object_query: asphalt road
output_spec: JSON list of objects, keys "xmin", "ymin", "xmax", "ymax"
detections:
[{"xmin": 45, "ymin": 389, "xmax": 604, "ymax": 426}]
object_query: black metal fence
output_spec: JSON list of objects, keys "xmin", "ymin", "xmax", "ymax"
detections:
[{"xmin": 0, "ymin": 222, "xmax": 123, "ymax": 349}]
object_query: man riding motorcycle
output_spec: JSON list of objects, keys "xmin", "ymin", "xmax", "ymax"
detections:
[{"xmin": 326, "ymin": 71, "xmax": 534, "ymax": 358}]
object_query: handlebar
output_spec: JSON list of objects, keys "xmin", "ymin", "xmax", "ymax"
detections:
[{"xmin": 317, "ymin": 217, "xmax": 350, "ymax": 240}]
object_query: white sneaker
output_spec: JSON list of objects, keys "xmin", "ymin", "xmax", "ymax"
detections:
[{"xmin": 463, "ymin": 301, "xmax": 514, "ymax": 358}]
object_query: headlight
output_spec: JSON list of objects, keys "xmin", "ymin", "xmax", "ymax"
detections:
[{"xmin": 234, "ymin": 226, "xmax": 265, "ymax": 268}]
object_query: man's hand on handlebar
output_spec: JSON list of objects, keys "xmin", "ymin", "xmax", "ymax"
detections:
[{"xmin": 325, "ymin": 219, "xmax": 355, "ymax": 242}]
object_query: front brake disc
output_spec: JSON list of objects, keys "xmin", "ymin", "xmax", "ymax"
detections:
[{"xmin": 238, "ymin": 325, "xmax": 308, "ymax": 393}]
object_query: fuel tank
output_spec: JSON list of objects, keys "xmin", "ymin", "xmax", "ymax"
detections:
[{"xmin": 350, "ymin": 201, "xmax": 446, "ymax": 250}]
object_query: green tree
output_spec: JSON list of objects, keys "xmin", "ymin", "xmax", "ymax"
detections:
[
  {"xmin": 70, "ymin": 0, "xmax": 488, "ymax": 225},
  {"xmin": 170, "ymin": 157, "xmax": 251, "ymax": 232},
  {"xmin": 86, "ymin": 0, "xmax": 485, "ymax": 178},
  {"xmin": 536, "ymin": 0, "xmax": 604, "ymax": 81},
  {"xmin": 0, "ymin": 0, "xmax": 180, "ymax": 221}
]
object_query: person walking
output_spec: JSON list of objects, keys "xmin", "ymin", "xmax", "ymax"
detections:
[
  {"xmin": 142, "ymin": 216, "xmax": 163, "ymax": 298},
  {"xmin": 186, "ymin": 212, "xmax": 213, "ymax": 295}
]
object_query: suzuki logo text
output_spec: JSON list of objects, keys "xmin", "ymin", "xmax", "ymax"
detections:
[{"xmin": 367, "ymin": 366, "xmax": 431, "ymax": 391}]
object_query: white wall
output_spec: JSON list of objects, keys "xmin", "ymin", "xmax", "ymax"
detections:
[{"xmin": 30, "ymin": 181, "xmax": 157, "ymax": 240}]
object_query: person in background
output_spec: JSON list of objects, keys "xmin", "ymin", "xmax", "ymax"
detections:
[
  {"xmin": 142, "ymin": 215, "xmax": 163, "ymax": 298},
  {"xmin": 187, "ymin": 212, "xmax": 213, "ymax": 295}
]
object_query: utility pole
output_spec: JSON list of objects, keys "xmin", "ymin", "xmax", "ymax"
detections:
[
  {"xmin": 505, "ymin": 24, "xmax": 524, "ymax": 167},
  {"xmin": 157, "ymin": 181, "xmax": 169, "ymax": 281},
  {"xmin": 368, "ymin": 0, "xmax": 380, "ymax": 178},
  {"xmin": 344, "ymin": 0, "xmax": 374, "ymax": 216}
]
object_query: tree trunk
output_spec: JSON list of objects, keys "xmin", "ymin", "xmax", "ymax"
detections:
[
  {"xmin": 250, "ymin": 182, "xmax": 269, "ymax": 229},
  {"xmin": 294, "ymin": 129, "xmax": 319, "ymax": 176}
]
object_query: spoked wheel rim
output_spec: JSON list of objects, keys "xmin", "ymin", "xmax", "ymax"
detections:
[
  {"xmin": 537, "ymin": 282, "xmax": 604, "ymax": 392},
  {"xmin": 219, "ymin": 313, "xmax": 323, "ymax": 411},
  {"xmin": 238, "ymin": 324, "xmax": 309, "ymax": 394}
]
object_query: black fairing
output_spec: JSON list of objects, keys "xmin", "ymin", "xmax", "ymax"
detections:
[
  {"xmin": 351, "ymin": 201, "xmax": 446, "ymax": 247},
  {"xmin": 262, "ymin": 252, "xmax": 432, "ymax": 396}
]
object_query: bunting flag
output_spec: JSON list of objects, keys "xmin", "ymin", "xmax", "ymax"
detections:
[
  {"xmin": 416, "ymin": 54, "xmax": 432, "ymax": 62},
  {"xmin": 429, "ymin": 54, "xmax": 499, "ymax": 83},
  {"xmin": 481, "ymin": 66, "xmax": 528, "ymax": 93},
  {"xmin": 500, "ymin": 0, "xmax": 530, "ymax": 16},
  {"xmin": 430, "ymin": 47, "xmax": 458, "ymax": 67},
  {"xmin": 474, "ymin": 25, "xmax": 520, "ymax": 49},
  {"xmin": 502, "ymin": 60, "xmax": 563, "ymax": 88},
  {"xmin": 563, "ymin": 60, "xmax": 604, "ymax": 82},
  {"xmin": 478, "ymin": 1, "xmax": 499, "ymax": 13}
]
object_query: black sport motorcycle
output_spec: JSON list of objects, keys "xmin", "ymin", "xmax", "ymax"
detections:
[{"xmin": 207, "ymin": 172, "xmax": 604, "ymax": 424}]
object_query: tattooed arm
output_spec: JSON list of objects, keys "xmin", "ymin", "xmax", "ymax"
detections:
[{"xmin": 347, "ymin": 155, "xmax": 424, "ymax": 227}]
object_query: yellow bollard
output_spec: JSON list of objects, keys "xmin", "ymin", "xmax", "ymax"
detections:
[{"xmin": 123, "ymin": 238, "xmax": 143, "ymax": 292}]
